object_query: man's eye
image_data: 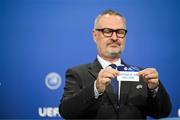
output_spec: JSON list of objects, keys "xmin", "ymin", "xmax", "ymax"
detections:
[
  {"xmin": 117, "ymin": 30, "xmax": 125, "ymax": 34},
  {"xmin": 103, "ymin": 29, "xmax": 112, "ymax": 33}
]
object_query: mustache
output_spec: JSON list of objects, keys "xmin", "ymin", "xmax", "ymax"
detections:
[{"xmin": 107, "ymin": 42, "xmax": 120, "ymax": 46}]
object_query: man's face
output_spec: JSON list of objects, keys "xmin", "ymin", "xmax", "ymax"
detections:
[{"xmin": 93, "ymin": 14, "xmax": 126, "ymax": 60}]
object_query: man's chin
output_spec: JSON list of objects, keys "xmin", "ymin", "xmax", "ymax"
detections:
[{"xmin": 106, "ymin": 51, "xmax": 121, "ymax": 58}]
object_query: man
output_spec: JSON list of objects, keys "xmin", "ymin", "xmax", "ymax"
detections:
[{"xmin": 59, "ymin": 9, "xmax": 172, "ymax": 119}]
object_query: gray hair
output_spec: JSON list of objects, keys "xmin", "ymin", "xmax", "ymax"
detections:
[{"xmin": 94, "ymin": 9, "xmax": 126, "ymax": 29}]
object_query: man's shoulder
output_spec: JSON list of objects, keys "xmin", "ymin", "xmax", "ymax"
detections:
[
  {"xmin": 65, "ymin": 62, "xmax": 95, "ymax": 77},
  {"xmin": 69, "ymin": 63, "xmax": 92, "ymax": 71},
  {"xmin": 67, "ymin": 59, "xmax": 100, "ymax": 71}
]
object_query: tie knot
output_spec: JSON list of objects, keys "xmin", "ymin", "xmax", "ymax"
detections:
[{"xmin": 109, "ymin": 64, "xmax": 117, "ymax": 69}]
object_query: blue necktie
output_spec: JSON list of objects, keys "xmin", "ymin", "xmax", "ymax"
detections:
[{"xmin": 109, "ymin": 64, "xmax": 118, "ymax": 95}]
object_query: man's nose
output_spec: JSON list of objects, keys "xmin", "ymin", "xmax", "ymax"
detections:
[{"xmin": 111, "ymin": 32, "xmax": 118, "ymax": 41}]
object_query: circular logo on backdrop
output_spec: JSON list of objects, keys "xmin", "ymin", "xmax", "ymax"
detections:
[{"xmin": 45, "ymin": 72, "xmax": 62, "ymax": 90}]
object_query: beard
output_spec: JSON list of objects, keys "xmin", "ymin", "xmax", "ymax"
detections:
[{"xmin": 105, "ymin": 47, "xmax": 122, "ymax": 58}]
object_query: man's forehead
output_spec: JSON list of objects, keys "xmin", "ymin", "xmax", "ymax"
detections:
[
  {"xmin": 100, "ymin": 14, "xmax": 123, "ymax": 21},
  {"xmin": 98, "ymin": 14, "xmax": 125, "ymax": 28}
]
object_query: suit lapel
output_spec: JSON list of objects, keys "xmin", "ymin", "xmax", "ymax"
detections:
[{"xmin": 87, "ymin": 59, "xmax": 102, "ymax": 79}]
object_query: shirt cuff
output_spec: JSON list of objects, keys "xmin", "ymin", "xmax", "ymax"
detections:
[{"xmin": 94, "ymin": 80, "xmax": 103, "ymax": 99}]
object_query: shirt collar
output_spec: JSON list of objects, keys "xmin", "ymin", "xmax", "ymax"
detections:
[{"xmin": 97, "ymin": 55, "xmax": 122, "ymax": 69}]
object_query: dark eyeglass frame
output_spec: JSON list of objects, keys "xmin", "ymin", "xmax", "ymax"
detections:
[{"xmin": 95, "ymin": 28, "xmax": 127, "ymax": 38}]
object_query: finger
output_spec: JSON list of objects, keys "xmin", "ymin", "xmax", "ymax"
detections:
[
  {"xmin": 144, "ymin": 73, "xmax": 158, "ymax": 79},
  {"xmin": 101, "ymin": 77, "xmax": 111, "ymax": 85},
  {"xmin": 98, "ymin": 69, "xmax": 117, "ymax": 81},
  {"xmin": 138, "ymin": 70, "xmax": 145, "ymax": 76},
  {"xmin": 143, "ymin": 69, "xmax": 158, "ymax": 79},
  {"xmin": 147, "ymin": 79, "xmax": 159, "ymax": 84},
  {"xmin": 138, "ymin": 68, "xmax": 156, "ymax": 76},
  {"xmin": 143, "ymin": 78, "xmax": 159, "ymax": 89},
  {"xmin": 102, "ymin": 72, "xmax": 116, "ymax": 79},
  {"xmin": 138, "ymin": 69, "xmax": 151, "ymax": 76},
  {"xmin": 104, "ymin": 68, "xmax": 119, "ymax": 76}
]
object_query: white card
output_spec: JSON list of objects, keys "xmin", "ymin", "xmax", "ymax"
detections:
[{"xmin": 117, "ymin": 71, "xmax": 139, "ymax": 82}]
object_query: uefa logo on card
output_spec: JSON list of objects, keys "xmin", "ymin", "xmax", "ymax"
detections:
[{"xmin": 45, "ymin": 72, "xmax": 62, "ymax": 90}]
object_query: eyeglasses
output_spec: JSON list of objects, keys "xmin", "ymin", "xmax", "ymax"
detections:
[{"xmin": 95, "ymin": 28, "xmax": 127, "ymax": 38}]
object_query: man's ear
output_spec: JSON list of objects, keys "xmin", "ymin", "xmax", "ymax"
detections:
[{"xmin": 92, "ymin": 29, "xmax": 97, "ymax": 43}]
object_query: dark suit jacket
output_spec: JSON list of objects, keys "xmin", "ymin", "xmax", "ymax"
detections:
[{"xmin": 59, "ymin": 59, "xmax": 172, "ymax": 119}]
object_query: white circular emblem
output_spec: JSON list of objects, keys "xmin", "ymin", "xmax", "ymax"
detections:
[
  {"xmin": 45, "ymin": 72, "xmax": 62, "ymax": 90},
  {"xmin": 124, "ymin": 67, "xmax": 128, "ymax": 71}
]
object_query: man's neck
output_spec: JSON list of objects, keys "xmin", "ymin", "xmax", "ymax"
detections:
[
  {"xmin": 99, "ymin": 55, "xmax": 120, "ymax": 63},
  {"xmin": 97, "ymin": 55, "xmax": 122, "ymax": 69}
]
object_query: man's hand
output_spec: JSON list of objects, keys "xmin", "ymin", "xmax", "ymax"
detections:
[
  {"xmin": 96, "ymin": 68, "xmax": 119, "ymax": 93},
  {"xmin": 138, "ymin": 68, "xmax": 159, "ymax": 90}
]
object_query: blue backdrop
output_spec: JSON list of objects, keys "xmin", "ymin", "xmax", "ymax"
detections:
[{"xmin": 1, "ymin": 0, "xmax": 180, "ymax": 119}]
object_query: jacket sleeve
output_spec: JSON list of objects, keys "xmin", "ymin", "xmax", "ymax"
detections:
[
  {"xmin": 59, "ymin": 68, "xmax": 98, "ymax": 119},
  {"xmin": 147, "ymin": 81, "xmax": 172, "ymax": 118}
]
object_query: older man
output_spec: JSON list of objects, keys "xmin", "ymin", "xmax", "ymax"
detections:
[{"xmin": 59, "ymin": 9, "xmax": 171, "ymax": 119}]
